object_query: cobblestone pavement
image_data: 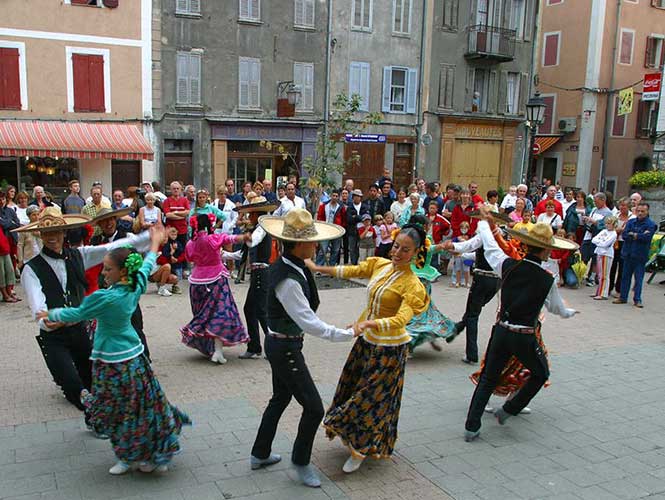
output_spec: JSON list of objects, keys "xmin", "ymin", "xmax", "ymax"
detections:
[{"xmin": 2, "ymin": 274, "xmax": 665, "ymax": 499}]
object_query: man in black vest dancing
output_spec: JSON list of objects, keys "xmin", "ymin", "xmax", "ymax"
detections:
[
  {"xmin": 236, "ymin": 197, "xmax": 279, "ymax": 359},
  {"xmin": 18, "ymin": 207, "xmax": 149, "ymax": 424},
  {"xmin": 463, "ymin": 208, "xmax": 578, "ymax": 442},
  {"xmin": 250, "ymin": 208, "xmax": 355, "ymax": 488}
]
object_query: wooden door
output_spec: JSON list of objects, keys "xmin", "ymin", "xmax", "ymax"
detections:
[
  {"xmin": 111, "ymin": 160, "xmax": 141, "ymax": 191},
  {"xmin": 343, "ymin": 142, "xmax": 385, "ymax": 193},
  {"xmin": 451, "ymin": 139, "xmax": 501, "ymax": 197},
  {"xmin": 164, "ymin": 153, "xmax": 193, "ymax": 187},
  {"xmin": 393, "ymin": 143, "xmax": 413, "ymax": 189}
]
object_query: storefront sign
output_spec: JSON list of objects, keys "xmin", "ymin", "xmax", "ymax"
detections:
[
  {"xmin": 344, "ymin": 134, "xmax": 387, "ymax": 143},
  {"xmin": 211, "ymin": 124, "xmax": 318, "ymax": 142},
  {"xmin": 643, "ymin": 73, "xmax": 662, "ymax": 101},
  {"xmin": 562, "ymin": 163, "xmax": 577, "ymax": 176},
  {"xmin": 455, "ymin": 124, "xmax": 503, "ymax": 139}
]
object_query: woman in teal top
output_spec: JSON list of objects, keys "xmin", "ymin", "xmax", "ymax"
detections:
[
  {"xmin": 188, "ymin": 188, "xmax": 226, "ymax": 237},
  {"xmin": 38, "ymin": 225, "xmax": 190, "ymax": 476}
]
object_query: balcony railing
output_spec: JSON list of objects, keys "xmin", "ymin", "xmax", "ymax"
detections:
[{"xmin": 465, "ymin": 25, "xmax": 516, "ymax": 62}]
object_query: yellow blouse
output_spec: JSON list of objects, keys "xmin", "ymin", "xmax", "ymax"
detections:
[{"xmin": 335, "ymin": 257, "xmax": 429, "ymax": 346}]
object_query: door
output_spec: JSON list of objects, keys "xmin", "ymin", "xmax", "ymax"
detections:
[
  {"xmin": 542, "ymin": 157, "xmax": 558, "ymax": 185},
  {"xmin": 451, "ymin": 139, "xmax": 502, "ymax": 197},
  {"xmin": 164, "ymin": 153, "xmax": 193, "ymax": 187},
  {"xmin": 343, "ymin": 142, "xmax": 386, "ymax": 193},
  {"xmin": 393, "ymin": 143, "xmax": 413, "ymax": 189},
  {"xmin": 111, "ymin": 160, "xmax": 141, "ymax": 191}
]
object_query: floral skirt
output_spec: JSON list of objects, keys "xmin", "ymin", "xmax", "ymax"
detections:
[
  {"xmin": 324, "ymin": 337, "xmax": 407, "ymax": 459},
  {"xmin": 85, "ymin": 355, "xmax": 191, "ymax": 465},
  {"xmin": 470, "ymin": 326, "xmax": 551, "ymax": 397},
  {"xmin": 407, "ymin": 281, "xmax": 456, "ymax": 350},
  {"xmin": 180, "ymin": 278, "xmax": 248, "ymax": 357}
]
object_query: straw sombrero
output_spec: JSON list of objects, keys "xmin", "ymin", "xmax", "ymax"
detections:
[
  {"xmin": 90, "ymin": 207, "xmax": 132, "ymax": 225},
  {"xmin": 12, "ymin": 207, "xmax": 92, "ymax": 233},
  {"xmin": 259, "ymin": 208, "xmax": 345, "ymax": 242},
  {"xmin": 506, "ymin": 222, "xmax": 579, "ymax": 251},
  {"xmin": 234, "ymin": 196, "xmax": 280, "ymax": 213},
  {"xmin": 469, "ymin": 209, "xmax": 512, "ymax": 225}
]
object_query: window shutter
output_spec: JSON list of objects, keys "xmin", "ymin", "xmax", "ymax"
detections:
[
  {"xmin": 349, "ymin": 62, "xmax": 361, "ymax": 98},
  {"xmin": 177, "ymin": 52, "xmax": 190, "ymax": 104},
  {"xmin": 190, "ymin": 0, "xmax": 201, "ymax": 13},
  {"xmin": 635, "ymin": 99, "xmax": 645, "ymax": 137},
  {"xmin": 88, "ymin": 55, "xmax": 105, "ymax": 112},
  {"xmin": 498, "ymin": 71, "xmax": 508, "ymax": 115},
  {"xmin": 250, "ymin": 59, "xmax": 260, "ymax": 107},
  {"xmin": 189, "ymin": 53, "xmax": 201, "ymax": 105},
  {"xmin": 295, "ymin": 0, "xmax": 304, "ymax": 25},
  {"xmin": 450, "ymin": 0, "xmax": 459, "ymax": 29},
  {"xmin": 239, "ymin": 58, "xmax": 249, "ymax": 107},
  {"xmin": 240, "ymin": 0, "xmax": 249, "ymax": 18},
  {"xmin": 251, "ymin": 0, "xmax": 259, "ymax": 18},
  {"xmin": 406, "ymin": 68, "xmax": 418, "ymax": 114},
  {"xmin": 361, "ymin": 62, "xmax": 370, "ymax": 111},
  {"xmin": 103, "ymin": 0, "xmax": 119, "ymax": 7},
  {"xmin": 382, "ymin": 66, "xmax": 392, "ymax": 112},
  {"xmin": 523, "ymin": 0, "xmax": 533, "ymax": 41},
  {"xmin": 544, "ymin": 33, "xmax": 559, "ymax": 66},
  {"xmin": 294, "ymin": 62, "xmax": 304, "ymax": 109},
  {"xmin": 620, "ymin": 30, "xmax": 633, "ymax": 64},
  {"xmin": 444, "ymin": 66, "xmax": 454, "ymax": 109},
  {"xmin": 464, "ymin": 67, "xmax": 475, "ymax": 112},
  {"xmin": 645, "ymin": 36, "xmax": 655, "ymax": 68},
  {"xmin": 612, "ymin": 96, "xmax": 625, "ymax": 136},
  {"xmin": 177, "ymin": 0, "xmax": 188, "ymax": 13},
  {"xmin": 72, "ymin": 54, "xmax": 90, "ymax": 112},
  {"xmin": 0, "ymin": 48, "xmax": 21, "ymax": 110},
  {"xmin": 660, "ymin": 40, "xmax": 665, "ymax": 68},
  {"xmin": 487, "ymin": 70, "xmax": 497, "ymax": 114},
  {"xmin": 518, "ymin": 72, "xmax": 528, "ymax": 115},
  {"xmin": 305, "ymin": 63, "xmax": 314, "ymax": 110},
  {"xmin": 438, "ymin": 66, "xmax": 447, "ymax": 108},
  {"xmin": 305, "ymin": 0, "xmax": 315, "ymax": 25}
]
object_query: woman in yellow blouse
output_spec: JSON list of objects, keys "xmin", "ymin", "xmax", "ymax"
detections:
[{"xmin": 306, "ymin": 223, "xmax": 429, "ymax": 474}]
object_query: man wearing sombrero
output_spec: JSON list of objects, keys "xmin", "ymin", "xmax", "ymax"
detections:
[
  {"xmin": 18, "ymin": 207, "xmax": 149, "ymax": 425},
  {"xmin": 250, "ymin": 208, "xmax": 354, "ymax": 488},
  {"xmin": 463, "ymin": 207, "xmax": 578, "ymax": 442},
  {"xmin": 234, "ymin": 197, "xmax": 280, "ymax": 360}
]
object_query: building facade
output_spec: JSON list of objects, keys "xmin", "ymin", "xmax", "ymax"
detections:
[
  {"xmin": 422, "ymin": 0, "xmax": 537, "ymax": 196},
  {"xmin": 535, "ymin": 0, "xmax": 664, "ymax": 198},
  {"xmin": 153, "ymin": 0, "xmax": 328, "ymax": 191},
  {"xmin": 0, "ymin": 0, "xmax": 154, "ymax": 202}
]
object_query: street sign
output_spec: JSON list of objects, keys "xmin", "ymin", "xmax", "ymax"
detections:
[
  {"xmin": 643, "ymin": 72, "xmax": 662, "ymax": 101},
  {"xmin": 344, "ymin": 134, "xmax": 387, "ymax": 143},
  {"xmin": 532, "ymin": 142, "xmax": 541, "ymax": 155}
]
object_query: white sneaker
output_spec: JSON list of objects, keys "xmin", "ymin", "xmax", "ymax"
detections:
[
  {"xmin": 211, "ymin": 351, "xmax": 227, "ymax": 364},
  {"xmin": 109, "ymin": 461, "xmax": 131, "ymax": 475},
  {"xmin": 484, "ymin": 406, "xmax": 495, "ymax": 413},
  {"xmin": 157, "ymin": 286, "xmax": 172, "ymax": 297},
  {"xmin": 139, "ymin": 462, "xmax": 169, "ymax": 473},
  {"xmin": 342, "ymin": 455, "xmax": 364, "ymax": 473},
  {"xmin": 520, "ymin": 406, "xmax": 532, "ymax": 414}
]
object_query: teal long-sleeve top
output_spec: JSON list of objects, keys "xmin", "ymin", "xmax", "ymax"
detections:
[
  {"xmin": 188, "ymin": 204, "xmax": 227, "ymax": 237},
  {"xmin": 48, "ymin": 252, "xmax": 157, "ymax": 363}
]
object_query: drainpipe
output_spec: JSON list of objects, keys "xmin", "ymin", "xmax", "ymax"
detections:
[
  {"xmin": 599, "ymin": 0, "xmax": 622, "ymax": 192},
  {"xmin": 414, "ymin": 0, "xmax": 428, "ymax": 181},
  {"xmin": 522, "ymin": 0, "xmax": 540, "ymax": 184},
  {"xmin": 323, "ymin": 0, "xmax": 333, "ymax": 170}
]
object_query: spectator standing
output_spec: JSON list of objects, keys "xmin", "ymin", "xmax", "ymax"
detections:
[
  {"xmin": 399, "ymin": 192, "xmax": 424, "ymax": 227},
  {"xmin": 111, "ymin": 189, "xmax": 133, "ymax": 233},
  {"xmin": 226, "ymin": 179, "xmax": 242, "ymax": 204},
  {"xmin": 15, "ymin": 191, "xmax": 30, "ymax": 225},
  {"xmin": 426, "ymin": 201, "xmax": 451, "ymax": 270},
  {"xmin": 536, "ymin": 201, "xmax": 563, "ymax": 230},
  {"xmin": 16, "ymin": 206, "xmax": 42, "ymax": 270},
  {"xmin": 609, "ymin": 198, "xmax": 634, "ymax": 296},
  {"xmin": 451, "ymin": 189, "xmax": 477, "ymax": 237},
  {"xmin": 562, "ymin": 190, "xmax": 591, "ymax": 243},
  {"xmin": 629, "ymin": 192, "xmax": 642, "ymax": 216},
  {"xmin": 561, "ymin": 189, "xmax": 575, "ymax": 215},
  {"xmin": 346, "ymin": 189, "xmax": 367, "ymax": 264},
  {"xmin": 315, "ymin": 189, "xmax": 345, "ymax": 266},
  {"xmin": 613, "ymin": 203, "xmax": 657, "ymax": 308},
  {"xmin": 184, "ymin": 185, "xmax": 196, "ymax": 206},
  {"xmin": 500, "ymin": 185, "xmax": 518, "ymax": 213},
  {"xmin": 62, "ymin": 180, "xmax": 86, "ymax": 214},
  {"xmin": 357, "ymin": 214, "xmax": 376, "ymax": 261},
  {"xmin": 423, "ymin": 182, "xmax": 443, "ymax": 212},
  {"xmin": 591, "ymin": 216, "xmax": 617, "ymax": 300},
  {"xmin": 581, "ymin": 192, "xmax": 612, "ymax": 285},
  {"xmin": 151, "ymin": 181, "xmax": 167, "ymax": 203},
  {"xmin": 162, "ymin": 181, "xmax": 190, "ymax": 247},
  {"xmin": 534, "ymin": 186, "xmax": 563, "ymax": 218},
  {"xmin": 469, "ymin": 182, "xmax": 484, "ymax": 207},
  {"xmin": 516, "ymin": 184, "xmax": 534, "ymax": 211},
  {"xmin": 85, "ymin": 181, "xmax": 111, "ymax": 206},
  {"xmin": 262, "ymin": 179, "xmax": 278, "ymax": 203},
  {"xmin": 485, "ymin": 190, "xmax": 499, "ymax": 212},
  {"xmin": 376, "ymin": 211, "xmax": 397, "ymax": 258},
  {"xmin": 30, "ymin": 186, "xmax": 53, "ymax": 211},
  {"xmin": 379, "ymin": 180, "xmax": 395, "ymax": 211},
  {"xmin": 390, "ymin": 187, "xmax": 409, "ymax": 222},
  {"xmin": 416, "ymin": 178, "xmax": 427, "ymax": 203},
  {"xmin": 82, "ymin": 186, "xmax": 112, "ymax": 236},
  {"xmin": 362, "ymin": 183, "xmax": 385, "ymax": 220},
  {"xmin": 442, "ymin": 184, "xmax": 460, "ymax": 219},
  {"xmin": 274, "ymin": 182, "xmax": 306, "ymax": 216},
  {"xmin": 138, "ymin": 193, "xmax": 162, "ymax": 230}
]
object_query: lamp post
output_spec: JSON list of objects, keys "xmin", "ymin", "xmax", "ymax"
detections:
[{"xmin": 523, "ymin": 91, "xmax": 547, "ymax": 183}]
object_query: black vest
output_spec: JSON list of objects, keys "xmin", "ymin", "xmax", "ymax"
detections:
[
  {"xmin": 475, "ymin": 247, "xmax": 493, "ymax": 272},
  {"xmin": 27, "ymin": 250, "xmax": 87, "ymax": 310},
  {"xmin": 90, "ymin": 228, "xmax": 127, "ymax": 246},
  {"xmin": 249, "ymin": 232, "xmax": 272, "ymax": 265},
  {"xmin": 267, "ymin": 257, "xmax": 320, "ymax": 336},
  {"xmin": 499, "ymin": 256, "xmax": 554, "ymax": 327}
]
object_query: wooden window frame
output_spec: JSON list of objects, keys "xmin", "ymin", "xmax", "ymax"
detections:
[{"xmin": 66, "ymin": 46, "xmax": 110, "ymax": 113}]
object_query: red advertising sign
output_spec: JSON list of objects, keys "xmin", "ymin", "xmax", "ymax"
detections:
[{"xmin": 643, "ymin": 73, "xmax": 662, "ymax": 101}]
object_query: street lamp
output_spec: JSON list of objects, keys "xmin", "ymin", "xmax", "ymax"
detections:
[
  {"xmin": 524, "ymin": 91, "xmax": 547, "ymax": 182},
  {"xmin": 277, "ymin": 81, "xmax": 302, "ymax": 105}
]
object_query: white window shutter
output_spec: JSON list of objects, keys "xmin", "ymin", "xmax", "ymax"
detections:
[
  {"xmin": 189, "ymin": 53, "xmax": 201, "ymax": 104},
  {"xmin": 349, "ymin": 63, "xmax": 361, "ymax": 98},
  {"xmin": 240, "ymin": 0, "xmax": 249, "ymax": 18},
  {"xmin": 294, "ymin": 62, "xmax": 304, "ymax": 109},
  {"xmin": 176, "ymin": 0, "xmax": 188, "ymax": 13},
  {"xmin": 239, "ymin": 58, "xmax": 249, "ymax": 107},
  {"xmin": 498, "ymin": 71, "xmax": 508, "ymax": 114},
  {"xmin": 305, "ymin": 0, "xmax": 315, "ymax": 25},
  {"xmin": 406, "ymin": 67, "xmax": 418, "ymax": 114},
  {"xmin": 518, "ymin": 72, "xmax": 528, "ymax": 115},
  {"xmin": 305, "ymin": 63, "xmax": 314, "ymax": 110},
  {"xmin": 251, "ymin": 0, "xmax": 259, "ymax": 18},
  {"xmin": 487, "ymin": 70, "xmax": 497, "ymax": 114},
  {"xmin": 250, "ymin": 59, "xmax": 260, "ymax": 107},
  {"xmin": 361, "ymin": 63, "xmax": 370, "ymax": 111},
  {"xmin": 382, "ymin": 66, "xmax": 392, "ymax": 112},
  {"xmin": 190, "ymin": 0, "xmax": 201, "ymax": 13},
  {"xmin": 176, "ymin": 53, "xmax": 190, "ymax": 104},
  {"xmin": 464, "ymin": 67, "xmax": 475, "ymax": 112}
]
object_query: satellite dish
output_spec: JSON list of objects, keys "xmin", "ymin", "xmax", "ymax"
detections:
[{"xmin": 421, "ymin": 133, "xmax": 433, "ymax": 146}]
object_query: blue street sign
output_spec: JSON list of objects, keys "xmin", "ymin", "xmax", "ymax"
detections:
[{"xmin": 344, "ymin": 134, "xmax": 387, "ymax": 143}]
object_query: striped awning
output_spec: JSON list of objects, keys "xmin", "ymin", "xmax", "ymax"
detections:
[
  {"xmin": 0, "ymin": 120, "xmax": 154, "ymax": 161},
  {"xmin": 534, "ymin": 136, "xmax": 561, "ymax": 155}
]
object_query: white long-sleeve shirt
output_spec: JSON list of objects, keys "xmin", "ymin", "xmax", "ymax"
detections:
[
  {"xmin": 451, "ymin": 233, "xmax": 482, "ymax": 254},
  {"xmin": 22, "ymin": 231, "xmax": 151, "ymax": 331},
  {"xmin": 272, "ymin": 257, "xmax": 354, "ymax": 342},
  {"xmin": 273, "ymin": 196, "xmax": 306, "ymax": 217},
  {"xmin": 592, "ymin": 229, "xmax": 617, "ymax": 258},
  {"xmin": 476, "ymin": 220, "xmax": 576, "ymax": 322}
]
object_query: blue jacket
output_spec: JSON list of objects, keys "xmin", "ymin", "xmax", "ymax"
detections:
[{"xmin": 621, "ymin": 217, "xmax": 657, "ymax": 262}]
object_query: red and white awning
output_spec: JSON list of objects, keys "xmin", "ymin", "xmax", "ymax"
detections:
[{"xmin": 0, "ymin": 120, "xmax": 154, "ymax": 161}]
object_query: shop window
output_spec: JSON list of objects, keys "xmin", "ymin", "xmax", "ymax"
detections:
[
  {"xmin": 20, "ymin": 157, "xmax": 80, "ymax": 205},
  {"xmin": 228, "ymin": 158, "xmax": 271, "ymax": 188},
  {"xmin": 294, "ymin": 0, "xmax": 314, "ymax": 27},
  {"xmin": 382, "ymin": 66, "xmax": 417, "ymax": 113},
  {"xmin": 352, "ymin": 0, "xmax": 372, "ymax": 31},
  {"xmin": 71, "ymin": 52, "xmax": 106, "ymax": 112},
  {"xmin": 293, "ymin": 62, "xmax": 314, "ymax": 112},
  {"xmin": 239, "ymin": 0, "xmax": 260, "ymax": 21},
  {"xmin": 349, "ymin": 62, "xmax": 370, "ymax": 111},
  {"xmin": 0, "ymin": 48, "xmax": 21, "ymax": 110},
  {"xmin": 176, "ymin": 51, "xmax": 202, "ymax": 106}
]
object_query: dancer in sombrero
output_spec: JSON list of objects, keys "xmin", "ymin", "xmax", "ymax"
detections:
[{"xmin": 461, "ymin": 207, "xmax": 578, "ymax": 442}]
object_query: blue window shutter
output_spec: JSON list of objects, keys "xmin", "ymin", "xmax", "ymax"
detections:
[
  {"xmin": 406, "ymin": 67, "xmax": 418, "ymax": 114},
  {"xmin": 361, "ymin": 62, "xmax": 370, "ymax": 111},
  {"xmin": 349, "ymin": 62, "xmax": 360, "ymax": 97},
  {"xmin": 382, "ymin": 66, "xmax": 392, "ymax": 113}
]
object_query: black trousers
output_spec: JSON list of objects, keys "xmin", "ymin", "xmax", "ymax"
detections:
[
  {"xmin": 609, "ymin": 241, "xmax": 623, "ymax": 293},
  {"xmin": 252, "ymin": 336, "xmax": 324, "ymax": 466},
  {"xmin": 465, "ymin": 324, "xmax": 549, "ymax": 432},
  {"xmin": 243, "ymin": 268, "xmax": 269, "ymax": 354},
  {"xmin": 342, "ymin": 233, "xmax": 349, "ymax": 264},
  {"xmin": 348, "ymin": 233, "xmax": 360, "ymax": 265},
  {"xmin": 36, "ymin": 324, "xmax": 92, "ymax": 411},
  {"xmin": 458, "ymin": 274, "xmax": 500, "ymax": 362}
]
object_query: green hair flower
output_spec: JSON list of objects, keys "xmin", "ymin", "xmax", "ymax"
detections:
[{"xmin": 124, "ymin": 252, "xmax": 143, "ymax": 286}]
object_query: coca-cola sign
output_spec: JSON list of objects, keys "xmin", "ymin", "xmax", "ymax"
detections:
[{"xmin": 643, "ymin": 72, "xmax": 662, "ymax": 101}]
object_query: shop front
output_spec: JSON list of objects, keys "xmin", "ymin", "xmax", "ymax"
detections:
[
  {"xmin": 210, "ymin": 122, "xmax": 318, "ymax": 189},
  {"xmin": 0, "ymin": 120, "xmax": 153, "ymax": 204},
  {"xmin": 439, "ymin": 117, "xmax": 519, "ymax": 195}
]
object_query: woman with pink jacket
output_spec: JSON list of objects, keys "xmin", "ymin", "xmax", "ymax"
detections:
[{"xmin": 180, "ymin": 213, "xmax": 250, "ymax": 364}]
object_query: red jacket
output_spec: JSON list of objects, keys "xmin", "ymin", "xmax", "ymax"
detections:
[
  {"xmin": 534, "ymin": 198, "xmax": 563, "ymax": 218},
  {"xmin": 429, "ymin": 214, "xmax": 451, "ymax": 244},
  {"xmin": 316, "ymin": 201, "xmax": 346, "ymax": 227},
  {"xmin": 451, "ymin": 204, "xmax": 478, "ymax": 237},
  {"xmin": 471, "ymin": 194, "xmax": 484, "ymax": 207}
]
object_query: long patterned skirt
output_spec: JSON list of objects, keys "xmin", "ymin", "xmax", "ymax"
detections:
[
  {"xmin": 469, "ymin": 326, "xmax": 551, "ymax": 397},
  {"xmin": 180, "ymin": 278, "xmax": 248, "ymax": 357},
  {"xmin": 407, "ymin": 281, "xmax": 456, "ymax": 350},
  {"xmin": 324, "ymin": 337, "xmax": 408, "ymax": 459},
  {"xmin": 85, "ymin": 355, "xmax": 190, "ymax": 465}
]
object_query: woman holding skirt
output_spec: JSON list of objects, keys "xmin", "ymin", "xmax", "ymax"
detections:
[
  {"xmin": 307, "ymin": 224, "xmax": 429, "ymax": 474},
  {"xmin": 38, "ymin": 224, "xmax": 190, "ymax": 475},
  {"xmin": 181, "ymin": 213, "xmax": 249, "ymax": 364}
]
